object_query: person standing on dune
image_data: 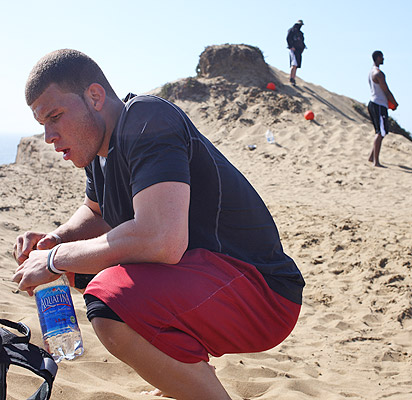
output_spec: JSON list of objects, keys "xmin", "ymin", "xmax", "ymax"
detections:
[
  {"xmin": 287, "ymin": 19, "xmax": 306, "ymax": 86},
  {"xmin": 367, "ymin": 50, "xmax": 398, "ymax": 167}
]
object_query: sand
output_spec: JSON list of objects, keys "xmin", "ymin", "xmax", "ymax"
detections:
[{"xmin": 1, "ymin": 44, "xmax": 411, "ymax": 399}]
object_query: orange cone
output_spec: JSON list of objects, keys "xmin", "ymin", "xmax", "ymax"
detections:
[
  {"xmin": 266, "ymin": 82, "xmax": 276, "ymax": 91},
  {"xmin": 304, "ymin": 110, "xmax": 315, "ymax": 120}
]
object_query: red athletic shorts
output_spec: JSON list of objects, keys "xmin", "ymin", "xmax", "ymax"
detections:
[{"xmin": 84, "ymin": 248, "xmax": 301, "ymax": 363}]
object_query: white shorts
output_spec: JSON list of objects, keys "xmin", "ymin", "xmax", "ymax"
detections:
[{"xmin": 289, "ymin": 49, "xmax": 298, "ymax": 67}]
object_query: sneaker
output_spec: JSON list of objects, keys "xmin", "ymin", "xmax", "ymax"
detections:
[{"xmin": 290, "ymin": 78, "xmax": 296, "ymax": 86}]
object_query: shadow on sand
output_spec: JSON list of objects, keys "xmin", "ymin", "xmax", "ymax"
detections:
[
  {"xmin": 302, "ymin": 86, "xmax": 356, "ymax": 122},
  {"xmin": 384, "ymin": 163, "xmax": 412, "ymax": 173}
]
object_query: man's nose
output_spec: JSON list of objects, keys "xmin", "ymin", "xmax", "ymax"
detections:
[{"xmin": 44, "ymin": 125, "xmax": 58, "ymax": 144}]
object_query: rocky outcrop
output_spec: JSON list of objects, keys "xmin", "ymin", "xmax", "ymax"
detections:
[{"xmin": 196, "ymin": 44, "xmax": 274, "ymax": 86}]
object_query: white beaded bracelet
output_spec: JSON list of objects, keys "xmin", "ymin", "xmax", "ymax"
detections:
[{"xmin": 47, "ymin": 244, "xmax": 65, "ymax": 274}]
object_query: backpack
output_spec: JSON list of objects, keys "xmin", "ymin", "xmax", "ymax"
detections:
[{"xmin": 0, "ymin": 319, "xmax": 58, "ymax": 400}]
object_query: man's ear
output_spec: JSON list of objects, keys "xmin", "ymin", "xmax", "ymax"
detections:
[{"xmin": 85, "ymin": 83, "xmax": 106, "ymax": 111}]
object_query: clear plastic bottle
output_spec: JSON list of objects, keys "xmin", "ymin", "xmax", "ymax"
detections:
[
  {"xmin": 265, "ymin": 129, "xmax": 275, "ymax": 144},
  {"xmin": 34, "ymin": 274, "xmax": 84, "ymax": 363}
]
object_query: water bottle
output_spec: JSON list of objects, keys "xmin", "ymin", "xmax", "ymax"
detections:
[
  {"xmin": 34, "ymin": 274, "xmax": 84, "ymax": 363},
  {"xmin": 265, "ymin": 129, "xmax": 275, "ymax": 144}
]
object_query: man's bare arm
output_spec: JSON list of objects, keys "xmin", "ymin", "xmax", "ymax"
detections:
[
  {"xmin": 56, "ymin": 181, "xmax": 190, "ymax": 271},
  {"xmin": 50, "ymin": 195, "xmax": 111, "ymax": 243},
  {"xmin": 374, "ymin": 70, "xmax": 398, "ymax": 109},
  {"xmin": 13, "ymin": 196, "xmax": 111, "ymax": 265},
  {"xmin": 13, "ymin": 181, "xmax": 190, "ymax": 292}
]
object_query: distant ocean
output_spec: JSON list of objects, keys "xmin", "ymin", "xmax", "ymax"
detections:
[{"xmin": 0, "ymin": 134, "xmax": 31, "ymax": 165}]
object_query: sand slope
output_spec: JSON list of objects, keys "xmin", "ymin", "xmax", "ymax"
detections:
[{"xmin": 1, "ymin": 44, "xmax": 411, "ymax": 399}]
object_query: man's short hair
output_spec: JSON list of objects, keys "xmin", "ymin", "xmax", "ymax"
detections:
[
  {"xmin": 25, "ymin": 49, "xmax": 117, "ymax": 105},
  {"xmin": 372, "ymin": 50, "xmax": 383, "ymax": 62}
]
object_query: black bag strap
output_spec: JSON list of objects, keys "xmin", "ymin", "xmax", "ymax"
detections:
[
  {"xmin": 0, "ymin": 319, "xmax": 31, "ymax": 343},
  {"xmin": 0, "ymin": 319, "xmax": 58, "ymax": 400}
]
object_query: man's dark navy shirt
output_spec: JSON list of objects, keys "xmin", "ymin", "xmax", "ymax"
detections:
[{"xmin": 85, "ymin": 95, "xmax": 305, "ymax": 304}]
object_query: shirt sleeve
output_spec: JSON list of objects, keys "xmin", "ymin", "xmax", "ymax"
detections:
[
  {"xmin": 85, "ymin": 164, "xmax": 98, "ymax": 202},
  {"xmin": 286, "ymin": 29, "xmax": 293, "ymax": 48},
  {"xmin": 119, "ymin": 97, "xmax": 191, "ymax": 197}
]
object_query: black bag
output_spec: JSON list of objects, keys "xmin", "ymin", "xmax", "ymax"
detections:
[{"xmin": 0, "ymin": 319, "xmax": 58, "ymax": 400}]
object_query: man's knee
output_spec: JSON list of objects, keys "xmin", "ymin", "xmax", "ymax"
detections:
[{"xmin": 91, "ymin": 317, "xmax": 142, "ymax": 359}]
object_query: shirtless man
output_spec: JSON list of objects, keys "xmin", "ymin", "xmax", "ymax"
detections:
[{"xmin": 367, "ymin": 50, "xmax": 398, "ymax": 167}]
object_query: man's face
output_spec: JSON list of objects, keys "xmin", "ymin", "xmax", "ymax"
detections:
[{"xmin": 30, "ymin": 83, "xmax": 105, "ymax": 168}]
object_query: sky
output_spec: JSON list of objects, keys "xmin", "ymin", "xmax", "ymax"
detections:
[{"xmin": 1, "ymin": 0, "xmax": 411, "ymax": 139}]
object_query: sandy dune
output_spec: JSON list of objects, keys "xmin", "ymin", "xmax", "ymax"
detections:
[{"xmin": 1, "ymin": 44, "xmax": 411, "ymax": 399}]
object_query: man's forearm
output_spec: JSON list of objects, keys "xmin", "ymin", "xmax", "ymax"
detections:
[
  {"xmin": 13, "ymin": 182, "xmax": 190, "ymax": 293},
  {"xmin": 385, "ymin": 90, "xmax": 397, "ymax": 106},
  {"xmin": 50, "ymin": 214, "xmax": 187, "ymax": 275},
  {"xmin": 52, "ymin": 203, "xmax": 111, "ymax": 243}
]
